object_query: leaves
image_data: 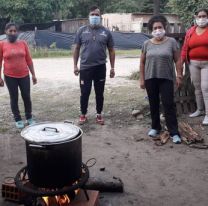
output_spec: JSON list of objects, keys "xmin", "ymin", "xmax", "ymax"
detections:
[
  {"xmin": 167, "ymin": 0, "xmax": 208, "ymax": 28},
  {"xmin": 0, "ymin": 0, "xmax": 170, "ymax": 23}
]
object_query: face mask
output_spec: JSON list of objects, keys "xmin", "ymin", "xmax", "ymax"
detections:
[
  {"xmin": 89, "ymin": 16, "xmax": 101, "ymax": 26},
  {"xmin": 195, "ymin": 18, "xmax": 208, "ymax": 27},
  {"xmin": 7, "ymin": 34, "xmax": 18, "ymax": 43},
  {"xmin": 151, "ymin": 29, "xmax": 166, "ymax": 39}
]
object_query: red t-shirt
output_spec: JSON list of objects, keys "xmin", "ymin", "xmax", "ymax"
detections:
[
  {"xmin": 188, "ymin": 28, "xmax": 208, "ymax": 61},
  {"xmin": 0, "ymin": 40, "xmax": 33, "ymax": 78}
]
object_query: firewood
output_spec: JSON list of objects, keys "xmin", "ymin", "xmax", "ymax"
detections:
[
  {"xmin": 160, "ymin": 131, "xmax": 170, "ymax": 144},
  {"xmin": 178, "ymin": 122, "xmax": 203, "ymax": 144}
]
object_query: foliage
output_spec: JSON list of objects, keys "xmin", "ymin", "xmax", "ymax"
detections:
[
  {"xmin": 0, "ymin": 0, "xmax": 170, "ymax": 23},
  {"xmin": 0, "ymin": 0, "xmax": 74, "ymax": 23},
  {"xmin": 167, "ymin": 0, "xmax": 208, "ymax": 28}
]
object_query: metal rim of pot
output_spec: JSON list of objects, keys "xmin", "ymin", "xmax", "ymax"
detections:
[{"xmin": 21, "ymin": 121, "xmax": 83, "ymax": 145}]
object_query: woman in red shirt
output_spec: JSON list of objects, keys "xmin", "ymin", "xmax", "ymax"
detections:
[
  {"xmin": 181, "ymin": 9, "xmax": 208, "ymax": 125},
  {"xmin": 0, "ymin": 23, "xmax": 37, "ymax": 129}
]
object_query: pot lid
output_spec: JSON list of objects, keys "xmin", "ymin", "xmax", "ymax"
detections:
[{"xmin": 21, "ymin": 122, "xmax": 80, "ymax": 144}]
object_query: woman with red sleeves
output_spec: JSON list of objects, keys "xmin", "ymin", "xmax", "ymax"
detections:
[
  {"xmin": 0, "ymin": 23, "xmax": 37, "ymax": 129},
  {"xmin": 181, "ymin": 9, "xmax": 208, "ymax": 125}
]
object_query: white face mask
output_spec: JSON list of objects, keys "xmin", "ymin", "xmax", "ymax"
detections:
[
  {"xmin": 151, "ymin": 29, "xmax": 166, "ymax": 39},
  {"xmin": 195, "ymin": 18, "xmax": 208, "ymax": 27}
]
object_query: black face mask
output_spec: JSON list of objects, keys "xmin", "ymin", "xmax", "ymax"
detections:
[{"xmin": 7, "ymin": 34, "xmax": 18, "ymax": 43}]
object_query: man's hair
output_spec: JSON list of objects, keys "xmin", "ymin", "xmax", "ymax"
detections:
[
  {"xmin": 89, "ymin": 6, "xmax": 99, "ymax": 12},
  {"xmin": 147, "ymin": 15, "xmax": 168, "ymax": 32},
  {"xmin": 5, "ymin": 22, "xmax": 19, "ymax": 31}
]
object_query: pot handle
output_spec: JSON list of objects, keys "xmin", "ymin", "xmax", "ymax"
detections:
[
  {"xmin": 42, "ymin": 127, "xmax": 59, "ymax": 133},
  {"xmin": 64, "ymin": 120, "xmax": 74, "ymax": 124},
  {"xmin": 29, "ymin": 144, "xmax": 46, "ymax": 149}
]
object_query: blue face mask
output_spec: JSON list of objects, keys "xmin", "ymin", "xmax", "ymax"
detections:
[{"xmin": 89, "ymin": 16, "xmax": 101, "ymax": 26}]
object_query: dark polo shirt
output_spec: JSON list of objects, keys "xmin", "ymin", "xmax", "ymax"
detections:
[{"xmin": 74, "ymin": 25, "xmax": 114, "ymax": 70}]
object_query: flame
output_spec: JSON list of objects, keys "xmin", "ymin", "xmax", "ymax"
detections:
[
  {"xmin": 41, "ymin": 182, "xmax": 79, "ymax": 206},
  {"xmin": 56, "ymin": 195, "xmax": 70, "ymax": 206}
]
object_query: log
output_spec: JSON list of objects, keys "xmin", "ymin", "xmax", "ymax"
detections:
[
  {"xmin": 178, "ymin": 122, "xmax": 203, "ymax": 144},
  {"xmin": 84, "ymin": 177, "xmax": 123, "ymax": 193},
  {"xmin": 160, "ymin": 131, "xmax": 170, "ymax": 144}
]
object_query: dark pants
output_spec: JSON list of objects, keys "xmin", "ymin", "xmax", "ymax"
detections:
[
  {"xmin": 79, "ymin": 64, "xmax": 106, "ymax": 115},
  {"xmin": 5, "ymin": 75, "xmax": 32, "ymax": 122},
  {"xmin": 145, "ymin": 78, "xmax": 179, "ymax": 136}
]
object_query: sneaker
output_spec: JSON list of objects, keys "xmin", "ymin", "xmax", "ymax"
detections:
[
  {"xmin": 171, "ymin": 135, "xmax": 181, "ymax": 144},
  {"xmin": 15, "ymin": 120, "xmax": 24, "ymax": 129},
  {"xmin": 79, "ymin": 115, "xmax": 87, "ymax": 125},
  {"xmin": 26, "ymin": 118, "xmax": 36, "ymax": 125},
  {"xmin": 189, "ymin": 110, "xmax": 204, "ymax": 118},
  {"xmin": 148, "ymin": 129, "xmax": 159, "ymax": 137},
  {"xmin": 202, "ymin": 115, "xmax": 208, "ymax": 125},
  {"xmin": 96, "ymin": 114, "xmax": 104, "ymax": 125}
]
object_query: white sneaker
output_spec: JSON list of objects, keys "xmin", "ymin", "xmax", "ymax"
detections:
[
  {"xmin": 189, "ymin": 110, "xmax": 204, "ymax": 118},
  {"xmin": 202, "ymin": 116, "xmax": 208, "ymax": 125}
]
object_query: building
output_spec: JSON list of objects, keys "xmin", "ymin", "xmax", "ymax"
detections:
[
  {"xmin": 61, "ymin": 18, "xmax": 88, "ymax": 33},
  {"xmin": 102, "ymin": 13, "xmax": 184, "ymax": 33}
]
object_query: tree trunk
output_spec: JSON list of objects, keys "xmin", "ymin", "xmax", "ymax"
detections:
[{"xmin": 153, "ymin": 0, "xmax": 160, "ymax": 15}]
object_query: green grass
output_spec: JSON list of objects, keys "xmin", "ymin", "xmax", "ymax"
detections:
[
  {"xmin": 30, "ymin": 47, "xmax": 72, "ymax": 58},
  {"xmin": 30, "ymin": 47, "xmax": 140, "ymax": 58},
  {"xmin": 129, "ymin": 70, "xmax": 140, "ymax": 80},
  {"xmin": 115, "ymin": 49, "xmax": 141, "ymax": 56}
]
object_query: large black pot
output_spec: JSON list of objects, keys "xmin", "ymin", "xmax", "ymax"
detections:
[{"xmin": 21, "ymin": 121, "xmax": 82, "ymax": 188}]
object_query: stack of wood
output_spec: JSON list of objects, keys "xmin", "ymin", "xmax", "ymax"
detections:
[
  {"xmin": 154, "ymin": 121, "xmax": 206, "ymax": 147},
  {"xmin": 178, "ymin": 121, "xmax": 203, "ymax": 144}
]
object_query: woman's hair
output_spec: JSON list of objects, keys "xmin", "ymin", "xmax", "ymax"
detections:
[
  {"xmin": 147, "ymin": 15, "xmax": 168, "ymax": 32},
  {"xmin": 195, "ymin": 8, "xmax": 208, "ymax": 16},
  {"xmin": 5, "ymin": 22, "xmax": 18, "ymax": 31}
]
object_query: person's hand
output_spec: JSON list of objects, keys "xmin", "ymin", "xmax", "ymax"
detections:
[
  {"xmin": 32, "ymin": 75, "xmax": 37, "ymax": 85},
  {"xmin": 0, "ymin": 78, "xmax": 4, "ymax": 87},
  {"xmin": 110, "ymin": 68, "xmax": 115, "ymax": 78},
  {"xmin": 140, "ymin": 79, "xmax": 145, "ymax": 89},
  {"xmin": 176, "ymin": 76, "xmax": 182, "ymax": 88},
  {"xmin": 74, "ymin": 66, "xmax": 80, "ymax": 76}
]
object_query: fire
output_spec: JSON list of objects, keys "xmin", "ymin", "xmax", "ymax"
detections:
[
  {"xmin": 56, "ymin": 195, "xmax": 70, "ymax": 206},
  {"xmin": 42, "ymin": 188, "xmax": 79, "ymax": 206},
  {"xmin": 42, "ymin": 195, "xmax": 70, "ymax": 206}
]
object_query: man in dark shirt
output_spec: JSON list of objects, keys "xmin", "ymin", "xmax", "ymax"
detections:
[{"xmin": 73, "ymin": 6, "xmax": 115, "ymax": 125}]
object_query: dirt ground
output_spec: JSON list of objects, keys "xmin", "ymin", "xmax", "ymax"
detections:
[{"xmin": 0, "ymin": 57, "xmax": 208, "ymax": 206}]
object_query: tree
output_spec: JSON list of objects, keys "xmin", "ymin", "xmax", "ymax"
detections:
[
  {"xmin": 153, "ymin": 0, "xmax": 160, "ymax": 14},
  {"xmin": 167, "ymin": 0, "xmax": 208, "ymax": 28},
  {"xmin": 0, "ymin": 0, "xmax": 170, "ymax": 23},
  {"xmin": 0, "ymin": 0, "xmax": 75, "ymax": 23}
]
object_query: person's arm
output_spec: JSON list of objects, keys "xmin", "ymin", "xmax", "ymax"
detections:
[
  {"xmin": 0, "ymin": 43, "xmax": 4, "ymax": 87},
  {"xmin": 139, "ymin": 52, "xmax": 146, "ymax": 89},
  {"xmin": 73, "ymin": 44, "xmax": 80, "ymax": 76},
  {"xmin": 174, "ymin": 50, "xmax": 183, "ymax": 88},
  {"xmin": 23, "ymin": 41, "xmax": 37, "ymax": 85},
  {"xmin": 0, "ymin": 66, "xmax": 3, "ymax": 87},
  {"xmin": 28, "ymin": 63, "xmax": 37, "ymax": 85},
  {"xmin": 108, "ymin": 47, "xmax": 115, "ymax": 78}
]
